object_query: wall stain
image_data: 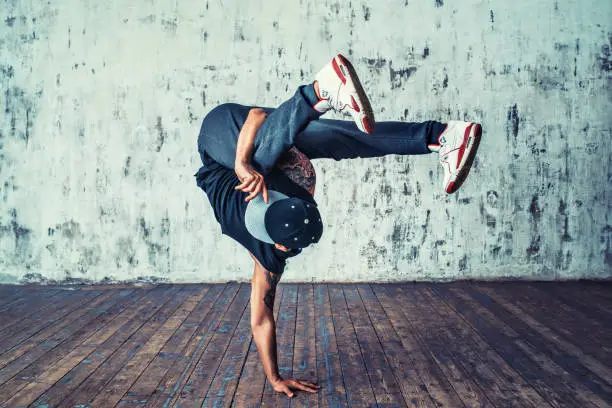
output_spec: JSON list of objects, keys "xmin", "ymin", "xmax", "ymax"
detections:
[
  {"xmin": 155, "ymin": 116, "xmax": 166, "ymax": 152},
  {"xmin": 186, "ymin": 99, "xmax": 197, "ymax": 124},
  {"xmin": 486, "ymin": 190, "xmax": 498, "ymax": 207},
  {"xmin": 527, "ymin": 195, "xmax": 542, "ymax": 259},
  {"xmin": 0, "ymin": 208, "xmax": 30, "ymax": 240},
  {"xmin": 234, "ymin": 25, "xmax": 245, "ymax": 41},
  {"xmin": 360, "ymin": 239, "xmax": 388, "ymax": 269},
  {"xmin": 140, "ymin": 14, "xmax": 155, "ymax": 23},
  {"xmin": 507, "ymin": 104, "xmax": 519, "ymax": 140},
  {"xmin": 557, "ymin": 200, "xmax": 572, "ymax": 242},
  {"xmin": 458, "ymin": 255, "xmax": 468, "ymax": 272},
  {"xmin": 597, "ymin": 33, "xmax": 611, "ymax": 72},
  {"xmin": 124, "ymin": 156, "xmax": 131, "ymax": 177},
  {"xmin": 435, "ymin": 0, "xmax": 443, "ymax": 7},
  {"xmin": 54, "ymin": 220, "xmax": 81, "ymax": 239},
  {"xmin": 138, "ymin": 216, "xmax": 171, "ymax": 271},
  {"xmin": 420, "ymin": 210, "xmax": 430, "ymax": 245},
  {"xmin": 363, "ymin": 57, "xmax": 387, "ymax": 73},
  {"xmin": 0, "ymin": 209, "xmax": 32, "ymax": 266},
  {"xmin": 602, "ymin": 225, "xmax": 612, "ymax": 267},
  {"xmin": 116, "ymin": 237, "xmax": 138, "ymax": 268},
  {"xmin": 161, "ymin": 18, "xmax": 177, "ymax": 34},
  {"xmin": 160, "ymin": 213, "xmax": 170, "ymax": 237},
  {"xmin": 362, "ymin": 5, "xmax": 371, "ymax": 21},
  {"xmin": 389, "ymin": 62, "xmax": 417, "ymax": 89},
  {"xmin": 1, "ymin": 64, "xmax": 14, "ymax": 78}
]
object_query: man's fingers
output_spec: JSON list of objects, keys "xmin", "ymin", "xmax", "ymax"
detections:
[
  {"xmin": 245, "ymin": 181, "xmax": 263, "ymax": 202},
  {"xmin": 241, "ymin": 174, "xmax": 260, "ymax": 192},
  {"xmin": 262, "ymin": 183, "xmax": 269, "ymax": 204},
  {"xmin": 234, "ymin": 175, "xmax": 254, "ymax": 191},
  {"xmin": 235, "ymin": 174, "xmax": 259, "ymax": 193},
  {"xmin": 282, "ymin": 385, "xmax": 294, "ymax": 398},
  {"xmin": 298, "ymin": 380, "xmax": 320, "ymax": 389},
  {"xmin": 290, "ymin": 381, "xmax": 318, "ymax": 393},
  {"xmin": 235, "ymin": 171, "xmax": 266, "ymax": 203}
]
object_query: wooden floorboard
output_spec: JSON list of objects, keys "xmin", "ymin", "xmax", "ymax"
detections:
[
  {"xmin": 312, "ymin": 284, "xmax": 347, "ymax": 408},
  {"xmin": 0, "ymin": 281, "xmax": 609, "ymax": 408},
  {"xmin": 0, "ymin": 289, "xmax": 138, "ymax": 397},
  {"xmin": 327, "ymin": 284, "xmax": 378, "ymax": 407},
  {"xmin": 27, "ymin": 285, "xmax": 173, "ymax": 407},
  {"xmin": 435, "ymin": 283, "xmax": 612, "ymax": 407},
  {"xmin": 6, "ymin": 285, "xmax": 186, "ymax": 407},
  {"xmin": 390, "ymin": 284, "xmax": 536, "ymax": 408},
  {"xmin": 291, "ymin": 284, "xmax": 318, "ymax": 408},
  {"xmin": 343, "ymin": 285, "xmax": 405, "ymax": 407},
  {"xmin": 366, "ymin": 284, "xmax": 468, "ymax": 408}
]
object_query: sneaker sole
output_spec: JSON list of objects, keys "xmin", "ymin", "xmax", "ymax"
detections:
[
  {"xmin": 335, "ymin": 54, "xmax": 376, "ymax": 133},
  {"xmin": 446, "ymin": 123, "xmax": 482, "ymax": 194}
]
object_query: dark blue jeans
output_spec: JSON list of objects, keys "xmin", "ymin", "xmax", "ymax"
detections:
[{"xmin": 197, "ymin": 84, "xmax": 445, "ymax": 174}]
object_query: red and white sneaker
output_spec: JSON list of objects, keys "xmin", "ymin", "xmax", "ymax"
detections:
[
  {"xmin": 429, "ymin": 121, "xmax": 482, "ymax": 194},
  {"xmin": 314, "ymin": 54, "xmax": 375, "ymax": 133}
]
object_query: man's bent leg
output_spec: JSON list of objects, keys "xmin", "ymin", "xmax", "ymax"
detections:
[
  {"xmin": 293, "ymin": 118, "xmax": 446, "ymax": 160},
  {"xmin": 251, "ymin": 84, "xmax": 322, "ymax": 174},
  {"xmin": 196, "ymin": 84, "xmax": 321, "ymax": 171}
]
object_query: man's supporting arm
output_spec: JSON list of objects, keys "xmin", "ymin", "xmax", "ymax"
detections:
[{"xmin": 249, "ymin": 254, "xmax": 320, "ymax": 398}]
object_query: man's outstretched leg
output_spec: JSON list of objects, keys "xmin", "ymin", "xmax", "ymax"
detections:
[{"xmin": 293, "ymin": 115, "xmax": 482, "ymax": 194}]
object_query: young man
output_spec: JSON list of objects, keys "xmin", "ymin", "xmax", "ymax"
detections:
[{"xmin": 195, "ymin": 54, "xmax": 482, "ymax": 398}]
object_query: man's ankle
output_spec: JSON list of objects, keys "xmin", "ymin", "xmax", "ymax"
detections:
[
  {"xmin": 301, "ymin": 82, "xmax": 322, "ymax": 108},
  {"xmin": 313, "ymin": 80, "xmax": 322, "ymax": 100}
]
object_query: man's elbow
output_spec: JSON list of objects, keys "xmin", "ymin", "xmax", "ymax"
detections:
[
  {"xmin": 251, "ymin": 313, "xmax": 273, "ymax": 331},
  {"xmin": 249, "ymin": 108, "xmax": 267, "ymax": 121},
  {"xmin": 251, "ymin": 315, "xmax": 265, "ymax": 329}
]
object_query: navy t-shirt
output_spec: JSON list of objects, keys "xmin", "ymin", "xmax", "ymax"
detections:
[{"xmin": 195, "ymin": 150, "xmax": 317, "ymax": 274}]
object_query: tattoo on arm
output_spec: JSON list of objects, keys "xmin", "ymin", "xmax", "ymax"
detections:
[
  {"xmin": 276, "ymin": 147, "xmax": 316, "ymax": 195},
  {"xmin": 263, "ymin": 271, "xmax": 282, "ymax": 310}
]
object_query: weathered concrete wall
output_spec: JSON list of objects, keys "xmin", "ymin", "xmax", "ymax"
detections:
[{"xmin": 1, "ymin": 0, "xmax": 611, "ymax": 283}]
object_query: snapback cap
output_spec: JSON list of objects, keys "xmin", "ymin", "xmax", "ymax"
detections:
[{"xmin": 244, "ymin": 190, "xmax": 323, "ymax": 249}]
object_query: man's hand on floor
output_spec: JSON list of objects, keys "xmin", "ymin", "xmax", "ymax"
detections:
[
  {"xmin": 234, "ymin": 162, "xmax": 269, "ymax": 203},
  {"xmin": 271, "ymin": 377, "xmax": 321, "ymax": 398}
]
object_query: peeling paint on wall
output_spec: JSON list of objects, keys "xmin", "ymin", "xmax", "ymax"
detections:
[{"xmin": 0, "ymin": 0, "xmax": 611, "ymax": 283}]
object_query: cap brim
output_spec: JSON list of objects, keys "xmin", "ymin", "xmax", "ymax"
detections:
[{"xmin": 244, "ymin": 190, "xmax": 289, "ymax": 244}]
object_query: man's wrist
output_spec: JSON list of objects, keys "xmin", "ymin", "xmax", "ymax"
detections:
[{"xmin": 235, "ymin": 158, "xmax": 250, "ymax": 167}]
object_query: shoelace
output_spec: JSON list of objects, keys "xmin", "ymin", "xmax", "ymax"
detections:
[{"xmin": 327, "ymin": 86, "xmax": 344, "ymax": 112}]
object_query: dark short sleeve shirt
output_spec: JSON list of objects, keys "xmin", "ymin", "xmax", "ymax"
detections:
[{"xmin": 195, "ymin": 151, "xmax": 316, "ymax": 274}]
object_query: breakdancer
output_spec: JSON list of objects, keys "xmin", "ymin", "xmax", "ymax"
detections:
[{"xmin": 195, "ymin": 54, "xmax": 481, "ymax": 398}]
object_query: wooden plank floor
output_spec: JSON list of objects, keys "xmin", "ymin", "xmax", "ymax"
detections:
[{"xmin": 0, "ymin": 282, "xmax": 610, "ymax": 408}]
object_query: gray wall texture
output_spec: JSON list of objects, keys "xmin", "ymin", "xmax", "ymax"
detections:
[{"xmin": 1, "ymin": 0, "xmax": 611, "ymax": 283}]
